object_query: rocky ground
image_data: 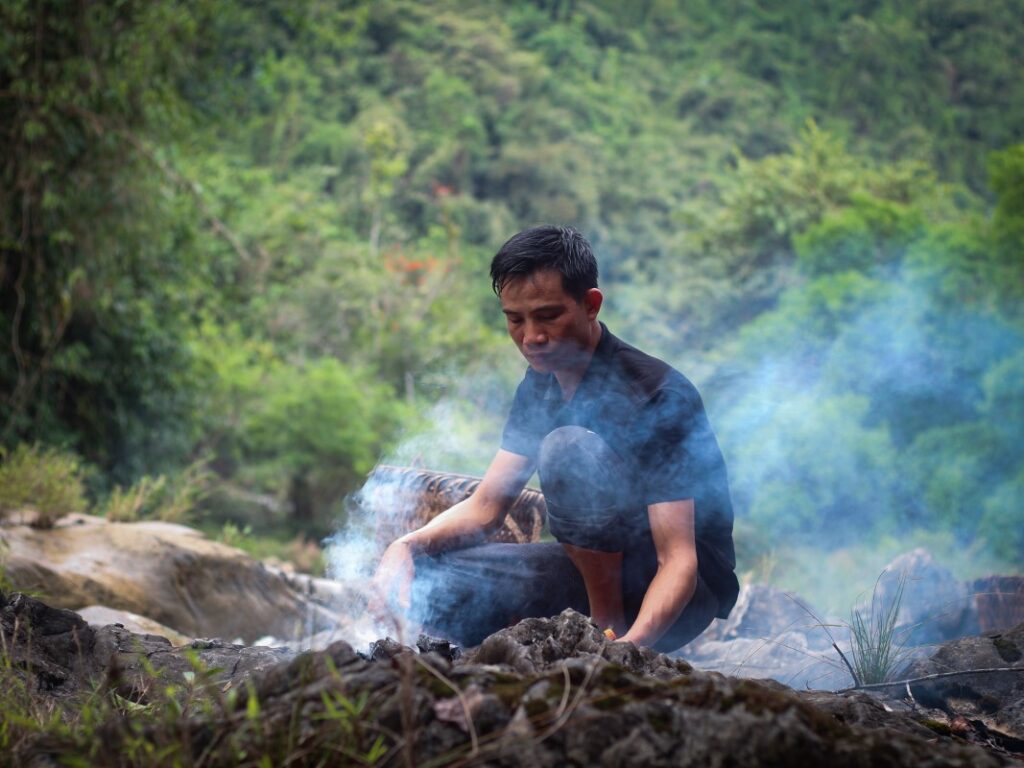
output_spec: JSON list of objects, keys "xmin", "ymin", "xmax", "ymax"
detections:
[{"xmin": 3, "ymin": 591, "xmax": 1023, "ymax": 766}]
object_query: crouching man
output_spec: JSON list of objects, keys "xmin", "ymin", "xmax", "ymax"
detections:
[{"xmin": 372, "ymin": 225, "xmax": 739, "ymax": 651}]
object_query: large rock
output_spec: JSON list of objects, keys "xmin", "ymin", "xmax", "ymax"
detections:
[
  {"xmin": 0, "ymin": 591, "xmax": 293, "ymax": 702},
  {"xmin": 869, "ymin": 549, "xmax": 979, "ymax": 646},
  {"xmin": 0, "ymin": 514, "xmax": 336, "ymax": 642},
  {"xmin": 678, "ymin": 584, "xmax": 850, "ymax": 690},
  {"xmin": 702, "ymin": 583, "xmax": 825, "ymax": 643},
  {"xmin": 898, "ymin": 620, "xmax": 1024, "ymax": 739},
  {"xmin": 76, "ymin": 604, "xmax": 191, "ymax": 645}
]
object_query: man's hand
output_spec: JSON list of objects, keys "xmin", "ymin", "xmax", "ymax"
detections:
[
  {"xmin": 366, "ymin": 450, "xmax": 534, "ymax": 624},
  {"xmin": 615, "ymin": 499, "xmax": 698, "ymax": 648},
  {"xmin": 369, "ymin": 539, "xmax": 415, "ymax": 620}
]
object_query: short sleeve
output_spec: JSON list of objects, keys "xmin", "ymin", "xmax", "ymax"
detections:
[
  {"xmin": 638, "ymin": 385, "xmax": 727, "ymax": 509},
  {"xmin": 500, "ymin": 370, "xmax": 555, "ymax": 458}
]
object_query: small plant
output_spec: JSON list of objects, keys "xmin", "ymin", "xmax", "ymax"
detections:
[
  {"xmin": 103, "ymin": 475, "xmax": 167, "ymax": 522},
  {"xmin": 154, "ymin": 460, "xmax": 212, "ymax": 523},
  {"xmin": 0, "ymin": 443, "xmax": 88, "ymax": 527},
  {"xmin": 218, "ymin": 521, "xmax": 252, "ymax": 547},
  {"xmin": 848, "ymin": 571, "xmax": 910, "ymax": 686},
  {"xmin": 102, "ymin": 460, "xmax": 211, "ymax": 524}
]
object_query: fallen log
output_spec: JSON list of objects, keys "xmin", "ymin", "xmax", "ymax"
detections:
[{"xmin": 357, "ymin": 465, "xmax": 547, "ymax": 546}]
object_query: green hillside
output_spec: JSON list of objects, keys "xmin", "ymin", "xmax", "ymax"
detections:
[{"xmin": 2, "ymin": 0, "xmax": 1022, "ymax": 579}]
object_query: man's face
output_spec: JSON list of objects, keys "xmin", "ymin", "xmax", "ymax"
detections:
[{"xmin": 499, "ymin": 268, "xmax": 602, "ymax": 375}]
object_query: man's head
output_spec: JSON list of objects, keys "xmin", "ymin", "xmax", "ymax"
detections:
[
  {"xmin": 491, "ymin": 225, "xmax": 603, "ymax": 376},
  {"xmin": 490, "ymin": 225, "xmax": 598, "ymax": 301}
]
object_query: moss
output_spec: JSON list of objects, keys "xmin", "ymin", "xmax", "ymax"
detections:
[
  {"xmin": 590, "ymin": 691, "xmax": 629, "ymax": 711},
  {"xmin": 992, "ymin": 635, "xmax": 1022, "ymax": 663},
  {"xmin": 416, "ymin": 670, "xmax": 456, "ymax": 698},
  {"xmin": 523, "ymin": 697, "xmax": 549, "ymax": 718},
  {"xmin": 647, "ymin": 709, "xmax": 673, "ymax": 734},
  {"xmin": 921, "ymin": 718, "xmax": 953, "ymax": 736},
  {"xmin": 491, "ymin": 680, "xmax": 530, "ymax": 707}
]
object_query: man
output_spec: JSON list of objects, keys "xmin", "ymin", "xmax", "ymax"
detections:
[{"xmin": 372, "ymin": 225, "xmax": 738, "ymax": 651}]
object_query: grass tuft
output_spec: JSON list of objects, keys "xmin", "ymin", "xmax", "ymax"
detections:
[
  {"xmin": 848, "ymin": 571, "xmax": 910, "ymax": 686},
  {"xmin": 0, "ymin": 444, "xmax": 88, "ymax": 527}
]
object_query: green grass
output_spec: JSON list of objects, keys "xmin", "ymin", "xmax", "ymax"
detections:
[
  {"xmin": 0, "ymin": 444, "xmax": 88, "ymax": 528},
  {"xmin": 847, "ymin": 572, "xmax": 909, "ymax": 686},
  {"xmin": 0, "ymin": 637, "xmax": 391, "ymax": 767}
]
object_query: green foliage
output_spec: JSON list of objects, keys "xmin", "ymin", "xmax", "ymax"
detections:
[
  {"xmin": 101, "ymin": 462, "xmax": 210, "ymax": 525},
  {"xmin": 102, "ymin": 476, "xmax": 169, "ymax": 524},
  {"xmin": 0, "ymin": 444, "xmax": 87, "ymax": 527},
  {"xmin": 0, "ymin": 0, "xmax": 1021, "ymax": 565},
  {"xmin": 0, "ymin": 0, "xmax": 212, "ymax": 485},
  {"xmin": 218, "ymin": 521, "xmax": 253, "ymax": 549},
  {"xmin": 727, "ymin": 394, "xmax": 903, "ymax": 543},
  {"xmin": 708, "ymin": 133, "xmax": 1023, "ymax": 554},
  {"xmin": 978, "ymin": 470, "xmax": 1024, "ymax": 563}
]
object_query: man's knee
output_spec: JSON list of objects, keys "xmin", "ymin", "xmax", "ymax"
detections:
[
  {"xmin": 537, "ymin": 426, "xmax": 630, "ymax": 550},
  {"xmin": 537, "ymin": 426, "xmax": 621, "ymax": 497}
]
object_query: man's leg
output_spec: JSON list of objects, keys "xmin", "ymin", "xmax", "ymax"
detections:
[
  {"xmin": 409, "ymin": 542, "xmax": 588, "ymax": 646},
  {"xmin": 538, "ymin": 426, "xmax": 634, "ymax": 637}
]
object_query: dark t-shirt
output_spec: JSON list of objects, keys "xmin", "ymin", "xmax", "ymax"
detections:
[{"xmin": 501, "ymin": 323, "xmax": 739, "ymax": 618}]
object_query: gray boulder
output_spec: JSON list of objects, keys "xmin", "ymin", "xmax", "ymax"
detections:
[
  {"xmin": 899, "ymin": 620, "xmax": 1024, "ymax": 739},
  {"xmin": 0, "ymin": 513, "xmax": 337, "ymax": 642},
  {"xmin": 868, "ymin": 548, "xmax": 979, "ymax": 646},
  {"xmin": 1, "ymin": 591, "xmax": 293, "ymax": 702},
  {"xmin": 679, "ymin": 584, "xmax": 846, "ymax": 689},
  {"xmin": 704, "ymin": 583, "xmax": 825, "ymax": 643}
]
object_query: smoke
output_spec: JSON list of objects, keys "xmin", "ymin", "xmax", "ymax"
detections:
[
  {"xmin": 321, "ymin": 368, "xmax": 517, "ymax": 650},
  {"xmin": 318, "ymin": 252, "xmax": 1021, "ymax": 646},
  {"xmin": 691, "ymin": 267, "xmax": 1023, "ymax": 614}
]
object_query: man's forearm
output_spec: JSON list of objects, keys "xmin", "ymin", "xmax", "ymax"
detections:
[
  {"xmin": 398, "ymin": 497, "xmax": 502, "ymax": 555},
  {"xmin": 620, "ymin": 560, "xmax": 698, "ymax": 647},
  {"xmin": 398, "ymin": 449, "xmax": 533, "ymax": 556}
]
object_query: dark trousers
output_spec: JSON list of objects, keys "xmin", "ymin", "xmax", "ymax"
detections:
[{"xmin": 410, "ymin": 427, "xmax": 719, "ymax": 652}]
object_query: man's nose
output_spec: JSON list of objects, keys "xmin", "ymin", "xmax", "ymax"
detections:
[{"xmin": 524, "ymin": 322, "xmax": 548, "ymax": 346}]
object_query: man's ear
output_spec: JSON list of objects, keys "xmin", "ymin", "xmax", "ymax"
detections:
[{"xmin": 583, "ymin": 288, "xmax": 603, "ymax": 319}]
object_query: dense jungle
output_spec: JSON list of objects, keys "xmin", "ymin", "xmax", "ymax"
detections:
[{"xmin": 2, "ymin": 0, "xmax": 1022, "ymax": 610}]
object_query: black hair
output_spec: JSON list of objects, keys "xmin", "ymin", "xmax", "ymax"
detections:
[{"xmin": 490, "ymin": 225, "xmax": 599, "ymax": 301}]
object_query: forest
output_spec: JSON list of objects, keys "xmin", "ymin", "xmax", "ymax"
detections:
[{"xmin": 1, "ymin": 0, "xmax": 1022, "ymax": 611}]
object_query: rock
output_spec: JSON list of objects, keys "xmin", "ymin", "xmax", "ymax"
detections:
[
  {"xmin": 898, "ymin": 620, "xmax": 1024, "ymax": 739},
  {"xmin": 76, "ymin": 604, "xmax": 191, "ymax": 645},
  {"xmin": 417, "ymin": 633, "xmax": 462, "ymax": 662},
  {"xmin": 699, "ymin": 583, "xmax": 825, "ymax": 644},
  {"xmin": 1, "ymin": 591, "xmax": 293, "ymax": 702},
  {"xmin": 0, "ymin": 513, "xmax": 337, "ymax": 642},
  {"xmin": 675, "ymin": 584, "xmax": 849, "ymax": 690},
  {"xmin": 463, "ymin": 608, "xmax": 693, "ymax": 679},
  {"xmin": 973, "ymin": 576, "xmax": 1024, "ymax": 633},
  {"xmin": 681, "ymin": 631, "xmax": 853, "ymax": 691},
  {"xmin": 869, "ymin": 549, "xmax": 979, "ymax": 646}
]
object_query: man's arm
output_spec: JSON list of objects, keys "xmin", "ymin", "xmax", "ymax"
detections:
[
  {"xmin": 371, "ymin": 450, "xmax": 534, "ymax": 610},
  {"xmin": 617, "ymin": 499, "xmax": 698, "ymax": 647}
]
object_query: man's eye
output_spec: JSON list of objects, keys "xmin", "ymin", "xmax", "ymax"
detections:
[{"xmin": 507, "ymin": 317, "xmax": 523, "ymax": 325}]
